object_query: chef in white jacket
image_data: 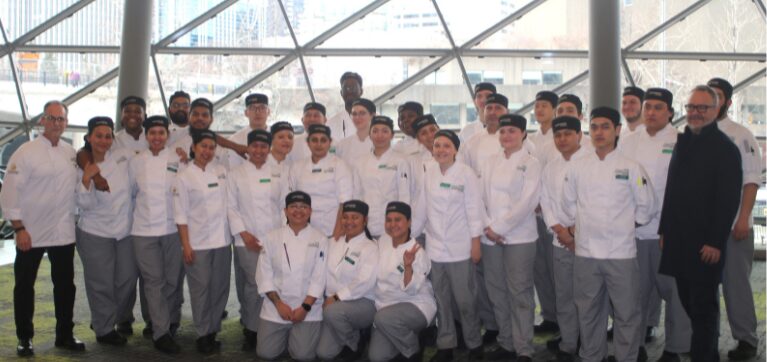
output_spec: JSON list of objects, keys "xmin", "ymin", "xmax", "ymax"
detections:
[
  {"xmin": 112, "ymin": 96, "xmax": 148, "ymax": 155},
  {"xmin": 561, "ymin": 107, "xmax": 656, "ymax": 362},
  {"xmin": 412, "ymin": 129, "xmax": 485, "ymax": 361},
  {"xmin": 173, "ymin": 129, "xmax": 231, "ymax": 354},
  {"xmin": 227, "ymin": 129, "xmax": 289, "ymax": 351},
  {"xmin": 317, "ymin": 200, "xmax": 379, "ymax": 361},
  {"xmin": 255, "ymin": 191, "xmax": 328, "ymax": 361},
  {"xmin": 369, "ymin": 202, "xmax": 436, "ymax": 362},
  {"xmin": 288, "ymin": 102, "xmax": 329, "ymax": 163},
  {"xmin": 479, "ymin": 114, "xmax": 542, "ymax": 361},
  {"xmin": 76, "ymin": 117, "xmax": 134, "ymax": 347},
  {"xmin": 458, "ymin": 82, "xmax": 496, "ymax": 143},
  {"xmin": 289, "ymin": 124, "xmax": 354, "ymax": 239},
  {"xmin": 335, "ymin": 98, "xmax": 375, "ymax": 167},
  {"xmin": 407, "ymin": 114, "xmax": 439, "ymax": 207},
  {"xmin": 129, "ymin": 115, "xmax": 185, "ymax": 354},
  {"xmin": 227, "ymin": 93, "xmax": 270, "ymax": 169},
  {"xmin": 353, "ymin": 115, "xmax": 411, "ymax": 238},
  {"xmin": 618, "ymin": 88, "xmax": 691, "ymax": 360},
  {"xmin": 392, "ymin": 101, "xmax": 425, "ymax": 157},
  {"xmin": 538, "ymin": 115, "xmax": 588, "ymax": 360}
]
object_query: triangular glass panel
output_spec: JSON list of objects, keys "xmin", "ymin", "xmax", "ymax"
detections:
[
  {"xmin": 66, "ymin": 76, "xmax": 120, "ymax": 128},
  {"xmin": 0, "ymin": 55, "xmax": 24, "ymax": 118},
  {"xmin": 291, "ymin": 0, "xmax": 372, "ymax": 46},
  {"xmin": 0, "ymin": 0, "xmax": 77, "ymax": 41},
  {"xmin": 437, "ymin": 0, "xmax": 535, "ymax": 47},
  {"xmin": 316, "ymin": 0, "xmax": 452, "ymax": 49},
  {"xmin": 28, "ymin": 1, "xmax": 122, "ymax": 46},
  {"xmin": 620, "ymin": 0, "xmax": 697, "ymax": 48}
]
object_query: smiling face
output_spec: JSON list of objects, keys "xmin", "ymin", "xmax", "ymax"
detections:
[
  {"xmin": 384, "ymin": 211, "xmax": 411, "ymax": 241},
  {"xmin": 370, "ymin": 124, "xmax": 393, "ymax": 150},
  {"xmin": 189, "ymin": 106, "xmax": 213, "ymax": 130},
  {"xmin": 247, "ymin": 141, "xmax": 270, "ymax": 166},
  {"xmin": 301, "ymin": 109, "xmax": 326, "ymax": 128},
  {"xmin": 417, "ymin": 124, "xmax": 439, "ymax": 152},
  {"xmin": 342, "ymin": 211, "xmax": 367, "ymax": 238},
  {"xmin": 285, "ymin": 202, "xmax": 311, "ymax": 227},
  {"xmin": 351, "ymin": 105, "xmax": 373, "ymax": 132},
  {"xmin": 40, "ymin": 103, "xmax": 68, "ymax": 141},
  {"xmin": 483, "ymin": 103, "xmax": 507, "ymax": 130},
  {"xmin": 192, "ymin": 138, "xmax": 217, "ymax": 165},
  {"xmin": 146, "ymin": 126, "xmax": 168, "ymax": 152},
  {"xmin": 271, "ymin": 129, "xmax": 294, "ymax": 156},
  {"xmin": 498, "ymin": 125, "xmax": 524, "ymax": 152},
  {"xmin": 621, "ymin": 95, "xmax": 642, "ymax": 123},
  {"xmin": 308, "ymin": 133, "xmax": 331, "ymax": 159},
  {"xmin": 398, "ymin": 109, "xmax": 420, "ymax": 137},
  {"xmin": 432, "ymin": 136, "xmax": 457, "ymax": 165},
  {"xmin": 121, "ymin": 104, "xmax": 145, "ymax": 133},
  {"xmin": 245, "ymin": 103, "xmax": 270, "ymax": 130},
  {"xmin": 686, "ymin": 90, "xmax": 718, "ymax": 132},
  {"xmin": 87, "ymin": 125, "xmax": 114, "ymax": 155}
]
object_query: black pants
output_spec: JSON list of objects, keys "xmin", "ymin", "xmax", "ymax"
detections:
[
  {"xmin": 14, "ymin": 244, "xmax": 76, "ymax": 340},
  {"xmin": 675, "ymin": 276, "xmax": 720, "ymax": 362}
]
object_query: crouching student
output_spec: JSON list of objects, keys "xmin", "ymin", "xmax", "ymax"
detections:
[
  {"xmin": 227, "ymin": 129, "xmax": 289, "ymax": 351},
  {"xmin": 173, "ymin": 129, "xmax": 232, "ymax": 354},
  {"xmin": 255, "ymin": 191, "xmax": 328, "ymax": 361},
  {"xmin": 317, "ymin": 200, "xmax": 379, "ymax": 361},
  {"xmin": 369, "ymin": 202, "xmax": 436, "ymax": 362}
]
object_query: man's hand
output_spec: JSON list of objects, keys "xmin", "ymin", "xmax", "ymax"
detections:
[
  {"xmin": 15, "ymin": 229, "xmax": 31, "ymax": 251},
  {"xmin": 240, "ymin": 231, "xmax": 263, "ymax": 252},
  {"xmin": 731, "ymin": 218, "xmax": 751, "ymax": 241},
  {"xmin": 93, "ymin": 175, "xmax": 110, "ymax": 192},
  {"xmin": 484, "ymin": 227, "xmax": 504, "ymax": 244},
  {"xmin": 176, "ymin": 147, "xmax": 189, "ymax": 163},
  {"xmin": 232, "ymin": 144, "xmax": 248, "ymax": 159},
  {"xmin": 291, "ymin": 307, "xmax": 308, "ymax": 323},
  {"xmin": 275, "ymin": 300, "xmax": 293, "ymax": 321},
  {"xmin": 699, "ymin": 245, "xmax": 721, "ymax": 265},
  {"xmin": 183, "ymin": 246, "xmax": 195, "ymax": 264},
  {"xmin": 470, "ymin": 237, "xmax": 482, "ymax": 264}
]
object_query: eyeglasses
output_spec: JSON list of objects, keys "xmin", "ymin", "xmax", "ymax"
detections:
[
  {"xmin": 170, "ymin": 102, "xmax": 190, "ymax": 109},
  {"xmin": 684, "ymin": 104, "xmax": 716, "ymax": 113},
  {"xmin": 43, "ymin": 115, "xmax": 67, "ymax": 122}
]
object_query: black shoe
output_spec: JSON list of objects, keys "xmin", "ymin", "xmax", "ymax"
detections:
[
  {"xmin": 154, "ymin": 333, "xmax": 181, "ymax": 354},
  {"xmin": 142, "ymin": 323, "xmax": 153, "ymax": 339},
  {"xmin": 96, "ymin": 330, "xmax": 127, "ymax": 346},
  {"xmin": 455, "ymin": 323, "xmax": 467, "ymax": 350},
  {"xmin": 337, "ymin": 345, "xmax": 363, "ymax": 362},
  {"xmin": 645, "ymin": 326, "xmax": 656, "ymax": 343},
  {"xmin": 482, "ymin": 329, "xmax": 499, "ymax": 346},
  {"xmin": 55, "ymin": 336, "xmax": 86, "ymax": 351},
  {"xmin": 546, "ymin": 336, "xmax": 562, "ymax": 352},
  {"xmin": 728, "ymin": 341, "xmax": 757, "ymax": 361},
  {"xmin": 638, "ymin": 346, "xmax": 648, "ymax": 362},
  {"xmin": 420, "ymin": 325, "xmax": 437, "ymax": 347},
  {"xmin": 16, "ymin": 339, "xmax": 33, "ymax": 357},
  {"xmin": 656, "ymin": 350, "xmax": 681, "ymax": 362},
  {"xmin": 242, "ymin": 329, "xmax": 257, "ymax": 351},
  {"xmin": 552, "ymin": 351, "xmax": 574, "ymax": 362},
  {"xmin": 468, "ymin": 346, "xmax": 484, "ymax": 361},
  {"xmin": 115, "ymin": 321, "xmax": 133, "ymax": 336},
  {"xmin": 169, "ymin": 322, "xmax": 180, "ymax": 337},
  {"xmin": 221, "ymin": 310, "xmax": 228, "ymax": 320},
  {"xmin": 606, "ymin": 355, "xmax": 617, "ymax": 362},
  {"xmin": 429, "ymin": 348, "xmax": 454, "ymax": 362},
  {"xmin": 196, "ymin": 335, "xmax": 213, "ymax": 354},
  {"xmin": 534, "ymin": 320, "xmax": 559, "ymax": 334},
  {"xmin": 517, "ymin": 356, "xmax": 532, "ymax": 362},
  {"xmin": 606, "ymin": 325, "xmax": 613, "ymax": 341},
  {"xmin": 485, "ymin": 346, "xmax": 515, "ymax": 361}
]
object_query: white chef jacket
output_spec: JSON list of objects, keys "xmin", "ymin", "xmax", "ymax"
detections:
[
  {"xmin": 718, "ymin": 116, "xmax": 764, "ymax": 228},
  {"xmin": 620, "ymin": 122, "xmax": 645, "ymax": 137},
  {"xmin": 618, "ymin": 123, "xmax": 678, "ymax": 240},
  {"xmin": 392, "ymin": 136, "xmax": 422, "ymax": 157},
  {"xmin": 171, "ymin": 133, "xmax": 228, "ymax": 169},
  {"xmin": 0, "ymin": 136, "xmax": 77, "ymax": 247},
  {"xmin": 561, "ymin": 150, "xmax": 657, "ymax": 259},
  {"xmin": 412, "ymin": 161, "xmax": 484, "ymax": 262},
  {"xmin": 539, "ymin": 147, "xmax": 587, "ymax": 248},
  {"xmin": 130, "ymin": 148, "xmax": 185, "ymax": 236},
  {"xmin": 327, "ymin": 108, "xmax": 353, "ymax": 140},
  {"xmin": 168, "ymin": 123, "xmax": 188, "ymax": 147},
  {"xmin": 528, "ymin": 128, "xmax": 556, "ymax": 168},
  {"xmin": 374, "ymin": 235, "xmax": 436, "ymax": 323},
  {"xmin": 479, "ymin": 149, "xmax": 541, "ymax": 245},
  {"xmin": 226, "ymin": 125, "xmax": 268, "ymax": 169},
  {"xmin": 335, "ymin": 134, "xmax": 373, "ymax": 168},
  {"xmin": 458, "ymin": 120, "xmax": 484, "ymax": 143},
  {"xmin": 77, "ymin": 148, "xmax": 134, "ymax": 240},
  {"xmin": 325, "ymin": 233, "xmax": 378, "ymax": 301},
  {"xmin": 227, "ymin": 158, "xmax": 289, "ymax": 247},
  {"xmin": 287, "ymin": 132, "xmax": 336, "ymax": 164},
  {"xmin": 113, "ymin": 130, "xmax": 148, "ymax": 156},
  {"xmin": 288, "ymin": 154, "xmax": 354, "ymax": 236},
  {"xmin": 353, "ymin": 148, "xmax": 412, "ymax": 237},
  {"xmin": 407, "ymin": 145, "xmax": 433, "ymax": 203},
  {"xmin": 459, "ymin": 130, "xmax": 537, "ymax": 174},
  {"xmin": 173, "ymin": 163, "xmax": 230, "ymax": 250},
  {"xmin": 256, "ymin": 224, "xmax": 328, "ymax": 324}
]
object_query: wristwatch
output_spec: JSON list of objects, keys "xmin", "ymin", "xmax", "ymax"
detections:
[{"xmin": 301, "ymin": 302, "xmax": 312, "ymax": 312}]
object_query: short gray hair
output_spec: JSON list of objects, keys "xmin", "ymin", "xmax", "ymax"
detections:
[
  {"xmin": 43, "ymin": 100, "xmax": 69, "ymax": 116},
  {"xmin": 690, "ymin": 85, "xmax": 719, "ymax": 106}
]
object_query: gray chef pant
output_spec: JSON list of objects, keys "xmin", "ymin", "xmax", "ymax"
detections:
[
  {"xmin": 574, "ymin": 256, "xmax": 641, "ymax": 362},
  {"xmin": 369, "ymin": 302, "xmax": 428, "ymax": 362},
  {"xmin": 316, "ymin": 298, "xmax": 376, "ymax": 359},
  {"xmin": 484, "ymin": 242, "xmax": 537, "ymax": 355},
  {"xmin": 552, "ymin": 246, "xmax": 579, "ymax": 354},
  {"xmin": 184, "ymin": 245, "xmax": 231, "ymax": 337},
  {"xmin": 722, "ymin": 231, "xmax": 759, "ymax": 346},
  {"xmin": 534, "ymin": 216, "xmax": 557, "ymax": 323},
  {"xmin": 132, "ymin": 233, "xmax": 184, "ymax": 340},
  {"xmin": 76, "ymin": 228, "xmax": 138, "ymax": 337},
  {"xmin": 431, "ymin": 259, "xmax": 482, "ymax": 350},
  {"xmin": 636, "ymin": 238, "xmax": 691, "ymax": 353},
  {"xmin": 233, "ymin": 245, "xmax": 263, "ymax": 333},
  {"xmin": 257, "ymin": 318, "xmax": 321, "ymax": 361}
]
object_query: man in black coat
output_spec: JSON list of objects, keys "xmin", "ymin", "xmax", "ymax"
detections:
[{"xmin": 658, "ymin": 85, "xmax": 742, "ymax": 362}]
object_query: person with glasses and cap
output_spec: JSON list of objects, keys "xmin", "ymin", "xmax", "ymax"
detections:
[
  {"xmin": 412, "ymin": 129, "xmax": 485, "ymax": 362},
  {"xmin": 335, "ymin": 98, "xmax": 376, "ymax": 168},
  {"xmin": 328, "ymin": 72, "xmax": 363, "ymax": 140},
  {"xmin": 393, "ymin": 101, "xmax": 425, "ymax": 157},
  {"xmin": 227, "ymin": 93, "xmax": 271, "ymax": 169},
  {"xmin": 621, "ymin": 86, "xmax": 646, "ymax": 136},
  {"xmin": 1, "ymin": 100, "xmax": 84, "ymax": 356},
  {"xmin": 459, "ymin": 82, "xmax": 497, "ymax": 143},
  {"xmin": 167, "ymin": 90, "xmax": 191, "ymax": 146},
  {"xmin": 289, "ymin": 124, "xmax": 354, "ymax": 239},
  {"xmin": 76, "ymin": 116, "xmax": 136, "ymax": 348},
  {"xmin": 289, "ymin": 102, "xmax": 330, "ymax": 163},
  {"xmin": 129, "ymin": 115, "xmax": 185, "ymax": 354},
  {"xmin": 478, "ymin": 114, "xmax": 542, "ymax": 362},
  {"xmin": 173, "ymin": 129, "xmax": 232, "ymax": 354},
  {"xmin": 539, "ymin": 115, "xmax": 589, "ymax": 362},
  {"xmin": 227, "ymin": 129, "xmax": 289, "ymax": 351},
  {"xmin": 353, "ymin": 115, "xmax": 411, "ymax": 239},
  {"xmin": 706, "ymin": 77, "xmax": 763, "ymax": 361},
  {"xmin": 369, "ymin": 201, "xmax": 436, "ymax": 362},
  {"xmin": 255, "ymin": 191, "xmax": 328, "ymax": 361},
  {"xmin": 561, "ymin": 106, "xmax": 656, "ymax": 362},
  {"xmin": 618, "ymin": 88, "xmax": 691, "ymax": 361},
  {"xmin": 317, "ymin": 200, "xmax": 379, "ymax": 361},
  {"xmin": 659, "ymin": 85, "xmax": 742, "ymax": 362}
]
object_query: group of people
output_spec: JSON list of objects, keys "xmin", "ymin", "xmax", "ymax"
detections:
[{"xmin": 1, "ymin": 71, "xmax": 761, "ymax": 362}]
